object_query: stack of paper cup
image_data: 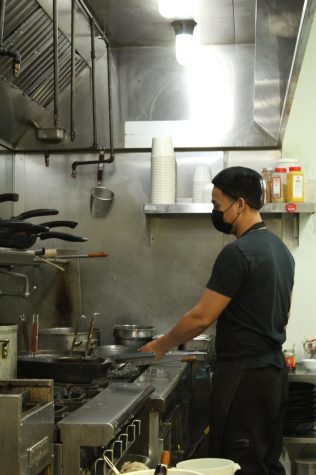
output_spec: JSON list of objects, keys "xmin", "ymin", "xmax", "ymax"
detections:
[
  {"xmin": 151, "ymin": 137, "xmax": 177, "ymax": 204},
  {"xmin": 192, "ymin": 165, "xmax": 212, "ymax": 203}
]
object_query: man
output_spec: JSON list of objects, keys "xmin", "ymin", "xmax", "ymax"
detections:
[{"xmin": 141, "ymin": 166, "xmax": 294, "ymax": 475}]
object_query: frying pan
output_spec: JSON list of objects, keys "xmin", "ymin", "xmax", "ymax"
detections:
[{"xmin": 0, "ymin": 228, "xmax": 87, "ymax": 249}]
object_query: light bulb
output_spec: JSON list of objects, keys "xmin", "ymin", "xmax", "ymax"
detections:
[
  {"xmin": 158, "ymin": 0, "xmax": 194, "ymax": 19},
  {"xmin": 175, "ymin": 33, "xmax": 195, "ymax": 66}
]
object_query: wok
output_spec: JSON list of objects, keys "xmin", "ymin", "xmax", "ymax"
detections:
[
  {"xmin": 17, "ymin": 353, "xmax": 113, "ymax": 384},
  {"xmin": 17, "ymin": 351, "xmax": 155, "ymax": 384}
]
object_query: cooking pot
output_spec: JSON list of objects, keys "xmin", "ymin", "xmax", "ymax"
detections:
[
  {"xmin": 113, "ymin": 325, "xmax": 156, "ymax": 348},
  {"xmin": 0, "ymin": 323, "xmax": 17, "ymax": 380},
  {"xmin": 176, "ymin": 459, "xmax": 241, "ymax": 475},
  {"xmin": 38, "ymin": 327, "xmax": 101, "ymax": 353}
]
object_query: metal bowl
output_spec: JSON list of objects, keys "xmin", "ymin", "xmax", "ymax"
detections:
[
  {"xmin": 113, "ymin": 325, "xmax": 156, "ymax": 339},
  {"xmin": 113, "ymin": 325, "xmax": 156, "ymax": 349},
  {"xmin": 93, "ymin": 345, "xmax": 131, "ymax": 359}
]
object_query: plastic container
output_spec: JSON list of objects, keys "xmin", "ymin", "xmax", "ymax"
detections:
[
  {"xmin": 261, "ymin": 167, "xmax": 273, "ymax": 203},
  {"xmin": 271, "ymin": 167, "xmax": 287, "ymax": 203},
  {"xmin": 284, "ymin": 348, "xmax": 296, "ymax": 371},
  {"xmin": 287, "ymin": 166, "xmax": 304, "ymax": 202},
  {"xmin": 276, "ymin": 157, "xmax": 299, "ymax": 171},
  {"xmin": 177, "ymin": 458, "xmax": 241, "ymax": 475}
]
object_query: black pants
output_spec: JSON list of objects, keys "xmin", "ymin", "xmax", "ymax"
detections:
[{"xmin": 220, "ymin": 366, "xmax": 288, "ymax": 475}]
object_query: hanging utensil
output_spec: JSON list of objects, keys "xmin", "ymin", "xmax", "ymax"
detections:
[
  {"xmin": 31, "ymin": 314, "xmax": 39, "ymax": 356},
  {"xmin": 85, "ymin": 316, "xmax": 95, "ymax": 357},
  {"xmin": 20, "ymin": 314, "xmax": 30, "ymax": 354},
  {"xmin": 70, "ymin": 315, "xmax": 86, "ymax": 357}
]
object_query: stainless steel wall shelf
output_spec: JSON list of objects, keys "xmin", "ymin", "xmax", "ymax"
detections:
[
  {"xmin": 144, "ymin": 202, "xmax": 316, "ymax": 245},
  {"xmin": 144, "ymin": 202, "xmax": 315, "ymax": 215}
]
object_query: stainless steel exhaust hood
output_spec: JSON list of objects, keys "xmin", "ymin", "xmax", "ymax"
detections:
[
  {"xmin": 0, "ymin": 0, "xmax": 89, "ymax": 109},
  {"xmin": 0, "ymin": 0, "xmax": 315, "ymax": 150}
]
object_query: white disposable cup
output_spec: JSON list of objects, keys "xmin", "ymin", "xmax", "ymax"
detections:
[
  {"xmin": 202, "ymin": 183, "xmax": 214, "ymax": 203},
  {"xmin": 151, "ymin": 136, "xmax": 174, "ymax": 156},
  {"xmin": 193, "ymin": 165, "xmax": 212, "ymax": 182}
]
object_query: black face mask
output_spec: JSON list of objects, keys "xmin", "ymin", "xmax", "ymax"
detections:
[{"xmin": 211, "ymin": 202, "xmax": 237, "ymax": 234}]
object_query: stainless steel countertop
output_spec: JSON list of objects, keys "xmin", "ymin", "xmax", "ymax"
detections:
[
  {"xmin": 58, "ymin": 382, "xmax": 154, "ymax": 446},
  {"xmin": 134, "ymin": 358, "xmax": 188, "ymax": 412},
  {"xmin": 288, "ymin": 363, "xmax": 316, "ymax": 383}
]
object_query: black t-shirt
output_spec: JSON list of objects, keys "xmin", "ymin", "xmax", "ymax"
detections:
[{"xmin": 207, "ymin": 225, "xmax": 295, "ymax": 368}]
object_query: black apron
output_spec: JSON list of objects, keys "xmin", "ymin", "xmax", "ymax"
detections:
[{"xmin": 209, "ymin": 359, "xmax": 247, "ymax": 456}]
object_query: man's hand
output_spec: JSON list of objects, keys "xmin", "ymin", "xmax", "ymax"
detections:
[{"xmin": 140, "ymin": 339, "xmax": 167, "ymax": 361}]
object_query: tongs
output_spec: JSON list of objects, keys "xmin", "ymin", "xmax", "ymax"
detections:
[{"xmin": 20, "ymin": 314, "xmax": 39, "ymax": 356}]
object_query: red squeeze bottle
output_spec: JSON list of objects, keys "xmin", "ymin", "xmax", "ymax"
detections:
[{"xmin": 154, "ymin": 451, "xmax": 170, "ymax": 475}]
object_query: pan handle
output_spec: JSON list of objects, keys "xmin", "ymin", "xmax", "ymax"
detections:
[
  {"xmin": 13, "ymin": 209, "xmax": 59, "ymax": 220},
  {"xmin": 0, "ymin": 193, "xmax": 19, "ymax": 203},
  {"xmin": 39, "ymin": 231, "xmax": 88, "ymax": 242},
  {"xmin": 40, "ymin": 220, "xmax": 78, "ymax": 229}
]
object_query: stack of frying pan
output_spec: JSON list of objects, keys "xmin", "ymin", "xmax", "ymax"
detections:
[
  {"xmin": 284, "ymin": 382, "xmax": 316, "ymax": 436},
  {"xmin": 0, "ymin": 193, "xmax": 87, "ymax": 249}
]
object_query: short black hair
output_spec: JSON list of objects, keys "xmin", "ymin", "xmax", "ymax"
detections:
[{"xmin": 212, "ymin": 166, "xmax": 264, "ymax": 209}]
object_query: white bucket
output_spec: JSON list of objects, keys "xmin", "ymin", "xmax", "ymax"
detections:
[
  {"xmin": 295, "ymin": 458, "xmax": 316, "ymax": 475},
  {"xmin": 126, "ymin": 469, "xmax": 203, "ymax": 475},
  {"xmin": 176, "ymin": 458, "xmax": 241, "ymax": 475}
]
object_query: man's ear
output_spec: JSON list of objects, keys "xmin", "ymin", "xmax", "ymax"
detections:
[{"xmin": 238, "ymin": 197, "xmax": 247, "ymax": 211}]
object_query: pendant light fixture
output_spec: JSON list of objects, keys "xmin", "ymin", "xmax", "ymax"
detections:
[
  {"xmin": 172, "ymin": 20, "xmax": 197, "ymax": 66},
  {"xmin": 158, "ymin": 0, "xmax": 194, "ymax": 19}
]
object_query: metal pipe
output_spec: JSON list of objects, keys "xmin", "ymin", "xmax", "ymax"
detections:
[
  {"xmin": 0, "ymin": 269, "xmax": 35, "ymax": 299},
  {"xmin": 3, "ymin": 145, "xmax": 281, "ymax": 155},
  {"xmin": 90, "ymin": 18, "xmax": 98, "ymax": 149},
  {"xmin": 77, "ymin": 0, "xmax": 110, "ymax": 45},
  {"xmin": 71, "ymin": 156, "xmax": 114, "ymax": 178},
  {"xmin": 106, "ymin": 45, "xmax": 115, "ymax": 161},
  {"xmin": 70, "ymin": 0, "xmax": 76, "ymax": 141},
  {"xmin": 0, "ymin": 0, "xmax": 6, "ymax": 46},
  {"xmin": 53, "ymin": 0, "xmax": 60, "ymax": 128}
]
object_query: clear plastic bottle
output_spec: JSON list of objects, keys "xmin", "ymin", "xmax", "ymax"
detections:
[
  {"xmin": 271, "ymin": 167, "xmax": 287, "ymax": 203},
  {"xmin": 261, "ymin": 167, "xmax": 273, "ymax": 203},
  {"xmin": 287, "ymin": 166, "xmax": 304, "ymax": 202}
]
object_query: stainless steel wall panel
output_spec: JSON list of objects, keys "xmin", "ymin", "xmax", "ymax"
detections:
[
  {"xmin": 0, "ymin": 150, "xmax": 281, "ymax": 348},
  {"xmin": 113, "ymin": 44, "xmax": 275, "ymax": 147}
]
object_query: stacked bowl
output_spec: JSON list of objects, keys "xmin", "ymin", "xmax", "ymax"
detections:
[
  {"xmin": 283, "ymin": 382, "xmax": 316, "ymax": 436},
  {"xmin": 150, "ymin": 137, "xmax": 177, "ymax": 204},
  {"xmin": 192, "ymin": 166, "xmax": 212, "ymax": 203}
]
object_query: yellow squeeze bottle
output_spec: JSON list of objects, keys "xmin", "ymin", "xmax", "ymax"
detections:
[{"xmin": 287, "ymin": 166, "xmax": 304, "ymax": 202}]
